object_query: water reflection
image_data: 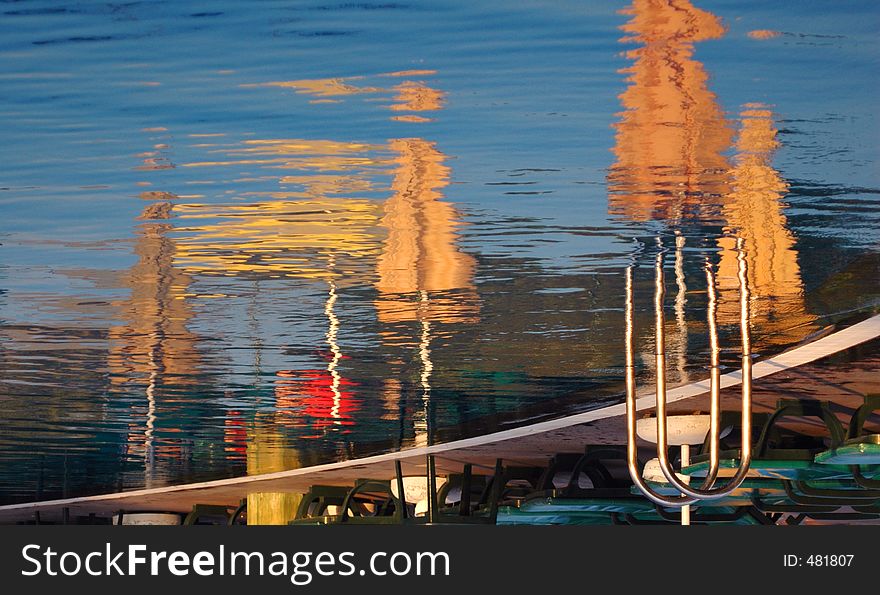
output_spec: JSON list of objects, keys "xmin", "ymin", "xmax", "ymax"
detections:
[
  {"xmin": 109, "ymin": 198, "xmax": 201, "ymax": 487},
  {"xmin": 275, "ymin": 271, "xmax": 362, "ymax": 438},
  {"xmin": 109, "ymin": 212, "xmax": 200, "ymax": 387},
  {"xmin": 375, "ymin": 137, "xmax": 478, "ymax": 443},
  {"xmin": 256, "ymin": 77, "xmax": 383, "ymax": 101},
  {"xmin": 387, "ymin": 78, "xmax": 444, "ymax": 122},
  {"xmin": 174, "ymin": 138, "xmax": 387, "ymax": 279},
  {"xmin": 165, "ymin": 75, "xmax": 473, "ymax": 447},
  {"xmin": 0, "ymin": 0, "xmax": 875, "ymax": 505},
  {"xmin": 375, "ymin": 139, "xmax": 478, "ymax": 328},
  {"xmin": 247, "ymin": 70, "xmax": 444, "ymax": 121},
  {"xmin": 610, "ymin": 0, "xmax": 815, "ymax": 355},
  {"xmin": 174, "ymin": 141, "xmax": 383, "ymax": 443},
  {"xmin": 608, "ymin": 0, "xmax": 732, "ymax": 223},
  {"xmin": 716, "ymin": 106, "xmax": 816, "ymax": 344}
]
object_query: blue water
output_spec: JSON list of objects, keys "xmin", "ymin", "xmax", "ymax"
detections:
[{"xmin": 1, "ymin": 0, "xmax": 878, "ymax": 504}]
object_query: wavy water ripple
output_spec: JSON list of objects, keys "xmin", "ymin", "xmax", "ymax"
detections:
[{"xmin": 0, "ymin": 0, "xmax": 878, "ymax": 504}]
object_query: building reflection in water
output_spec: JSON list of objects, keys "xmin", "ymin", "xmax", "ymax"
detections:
[
  {"xmin": 375, "ymin": 139, "xmax": 477, "ymax": 319},
  {"xmin": 181, "ymin": 67, "xmax": 473, "ymax": 451},
  {"xmin": 609, "ymin": 0, "xmax": 814, "ymax": 373},
  {"xmin": 374, "ymin": 138, "xmax": 478, "ymax": 444},
  {"xmin": 608, "ymin": 0, "xmax": 732, "ymax": 224},
  {"xmin": 609, "ymin": 0, "xmax": 731, "ymax": 382},
  {"xmin": 109, "ymin": 189, "xmax": 201, "ymax": 487},
  {"xmin": 716, "ymin": 105, "xmax": 816, "ymax": 343},
  {"xmin": 87, "ymin": 68, "xmax": 473, "ymax": 509},
  {"xmin": 174, "ymin": 139, "xmax": 388, "ymax": 279},
  {"xmin": 170, "ymin": 69, "xmax": 475, "ymax": 455},
  {"xmin": 175, "ymin": 140, "xmax": 386, "ymax": 445}
]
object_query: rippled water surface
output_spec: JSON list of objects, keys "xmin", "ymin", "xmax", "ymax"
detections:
[{"xmin": 1, "ymin": 0, "xmax": 879, "ymax": 503}]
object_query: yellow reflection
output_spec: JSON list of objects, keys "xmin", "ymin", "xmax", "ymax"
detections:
[
  {"xmin": 173, "ymin": 139, "xmax": 389, "ymax": 279},
  {"xmin": 244, "ymin": 424, "xmax": 302, "ymax": 474},
  {"xmin": 246, "ymin": 493, "xmax": 301, "ymax": 525},
  {"xmin": 391, "ymin": 115, "xmax": 434, "ymax": 123},
  {"xmin": 172, "ymin": 198, "xmax": 383, "ymax": 279},
  {"xmin": 184, "ymin": 138, "xmax": 386, "ymax": 171},
  {"xmin": 277, "ymin": 174, "xmax": 377, "ymax": 197},
  {"xmin": 222, "ymin": 414, "xmax": 304, "ymax": 523},
  {"xmin": 246, "ymin": 77, "xmax": 381, "ymax": 97},
  {"xmin": 388, "ymin": 81, "xmax": 444, "ymax": 114},
  {"xmin": 381, "ymin": 70, "xmax": 438, "ymax": 77},
  {"xmin": 609, "ymin": 0, "xmax": 732, "ymax": 223},
  {"xmin": 716, "ymin": 106, "xmax": 816, "ymax": 343},
  {"xmin": 248, "ymin": 72, "xmax": 444, "ymax": 122}
]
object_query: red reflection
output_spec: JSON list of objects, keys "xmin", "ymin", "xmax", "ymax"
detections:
[
  {"xmin": 223, "ymin": 410, "xmax": 248, "ymax": 458},
  {"xmin": 274, "ymin": 369, "xmax": 359, "ymax": 434}
]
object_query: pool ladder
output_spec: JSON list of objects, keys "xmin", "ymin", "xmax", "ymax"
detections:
[{"xmin": 625, "ymin": 237, "xmax": 752, "ymax": 507}]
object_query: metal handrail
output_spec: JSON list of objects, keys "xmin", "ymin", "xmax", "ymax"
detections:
[
  {"xmin": 625, "ymin": 261, "xmax": 700, "ymax": 506},
  {"xmin": 654, "ymin": 238, "xmax": 753, "ymax": 499},
  {"xmin": 626, "ymin": 237, "xmax": 753, "ymax": 506}
]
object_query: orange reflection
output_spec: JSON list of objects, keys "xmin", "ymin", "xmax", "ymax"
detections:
[
  {"xmin": 748, "ymin": 29, "xmax": 781, "ymax": 40},
  {"xmin": 249, "ymin": 71, "xmax": 444, "ymax": 122},
  {"xmin": 716, "ymin": 106, "xmax": 816, "ymax": 343},
  {"xmin": 109, "ymin": 214, "xmax": 200, "ymax": 385},
  {"xmin": 373, "ymin": 137, "xmax": 477, "ymax": 444},
  {"xmin": 608, "ymin": 0, "xmax": 732, "ymax": 223},
  {"xmin": 387, "ymin": 80, "xmax": 445, "ymax": 119},
  {"xmin": 609, "ymin": 1, "xmax": 815, "ymax": 347},
  {"xmin": 110, "ymin": 199, "xmax": 202, "ymax": 479},
  {"xmin": 374, "ymin": 138, "xmax": 478, "ymax": 328}
]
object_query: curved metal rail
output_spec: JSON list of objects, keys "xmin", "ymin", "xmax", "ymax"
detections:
[{"xmin": 626, "ymin": 237, "xmax": 753, "ymax": 506}]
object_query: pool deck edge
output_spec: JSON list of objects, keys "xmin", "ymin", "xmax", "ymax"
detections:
[{"xmin": 2, "ymin": 313, "xmax": 878, "ymax": 521}]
